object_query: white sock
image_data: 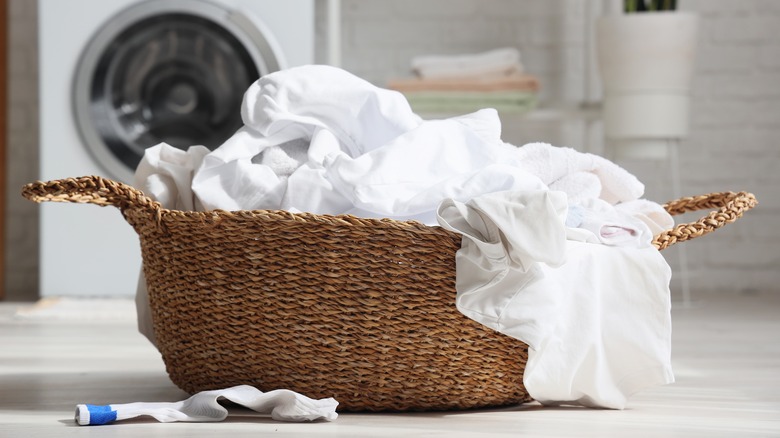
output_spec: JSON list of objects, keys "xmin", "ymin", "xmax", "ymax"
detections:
[{"xmin": 75, "ymin": 385, "xmax": 338, "ymax": 425}]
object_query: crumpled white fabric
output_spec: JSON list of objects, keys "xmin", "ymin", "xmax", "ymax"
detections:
[
  {"xmin": 134, "ymin": 144, "xmax": 210, "ymax": 211},
  {"xmin": 134, "ymin": 65, "xmax": 655, "ymax": 226},
  {"xmin": 177, "ymin": 65, "xmax": 649, "ymax": 225},
  {"xmin": 75, "ymin": 385, "xmax": 338, "ymax": 425},
  {"xmin": 191, "ymin": 64, "xmax": 420, "ymax": 214},
  {"xmin": 190, "ymin": 65, "xmax": 556, "ymax": 224},
  {"xmin": 324, "ymin": 114, "xmax": 550, "ymax": 222},
  {"xmin": 522, "ymin": 240, "xmax": 674, "ymax": 409},
  {"xmin": 437, "ymin": 191, "xmax": 674, "ymax": 409},
  {"xmin": 616, "ymin": 199, "xmax": 676, "ymax": 236},
  {"xmin": 573, "ymin": 198, "xmax": 655, "ymax": 248},
  {"xmin": 437, "ymin": 190, "xmax": 570, "ymax": 350}
]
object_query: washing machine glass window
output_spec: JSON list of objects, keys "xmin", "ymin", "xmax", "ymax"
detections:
[{"xmin": 74, "ymin": 1, "xmax": 284, "ymax": 183}]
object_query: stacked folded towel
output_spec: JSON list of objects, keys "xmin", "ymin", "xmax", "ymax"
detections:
[{"xmin": 387, "ymin": 47, "xmax": 539, "ymax": 114}]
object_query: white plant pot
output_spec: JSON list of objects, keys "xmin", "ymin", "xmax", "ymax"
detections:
[{"xmin": 596, "ymin": 12, "xmax": 699, "ymax": 140}]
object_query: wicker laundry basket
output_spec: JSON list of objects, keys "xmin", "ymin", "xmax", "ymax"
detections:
[{"xmin": 22, "ymin": 176, "xmax": 757, "ymax": 412}]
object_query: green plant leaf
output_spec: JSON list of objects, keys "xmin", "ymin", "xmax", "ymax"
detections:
[{"xmin": 624, "ymin": 0, "xmax": 677, "ymax": 13}]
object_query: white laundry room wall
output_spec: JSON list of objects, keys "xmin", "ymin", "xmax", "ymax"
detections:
[{"xmin": 4, "ymin": 0, "xmax": 780, "ymax": 300}]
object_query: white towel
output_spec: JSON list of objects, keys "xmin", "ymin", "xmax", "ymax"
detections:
[
  {"xmin": 515, "ymin": 142, "xmax": 645, "ymax": 204},
  {"xmin": 252, "ymin": 138, "xmax": 310, "ymax": 181},
  {"xmin": 411, "ymin": 47, "xmax": 524, "ymax": 79},
  {"xmin": 75, "ymin": 385, "xmax": 338, "ymax": 425},
  {"xmin": 549, "ymin": 171, "xmax": 602, "ymax": 204}
]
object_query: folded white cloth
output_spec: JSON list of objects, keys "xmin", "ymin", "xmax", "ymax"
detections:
[
  {"xmin": 437, "ymin": 191, "xmax": 674, "ymax": 409},
  {"xmin": 411, "ymin": 47, "xmax": 524, "ymax": 79},
  {"xmin": 75, "ymin": 385, "xmax": 338, "ymax": 425}
]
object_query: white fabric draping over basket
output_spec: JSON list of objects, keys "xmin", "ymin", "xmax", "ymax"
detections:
[
  {"xmin": 437, "ymin": 191, "xmax": 674, "ymax": 409},
  {"xmin": 134, "ymin": 65, "xmax": 674, "ymax": 410}
]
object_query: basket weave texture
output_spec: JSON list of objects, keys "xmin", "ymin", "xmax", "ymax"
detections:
[{"xmin": 22, "ymin": 176, "xmax": 757, "ymax": 412}]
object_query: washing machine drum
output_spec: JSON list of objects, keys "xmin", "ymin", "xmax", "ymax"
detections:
[{"xmin": 74, "ymin": 0, "xmax": 282, "ymax": 182}]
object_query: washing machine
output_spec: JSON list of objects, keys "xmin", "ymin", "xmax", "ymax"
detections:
[{"xmin": 38, "ymin": 0, "xmax": 314, "ymax": 297}]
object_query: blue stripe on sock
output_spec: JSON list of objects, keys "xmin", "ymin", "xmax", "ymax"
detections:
[{"xmin": 86, "ymin": 404, "xmax": 117, "ymax": 425}]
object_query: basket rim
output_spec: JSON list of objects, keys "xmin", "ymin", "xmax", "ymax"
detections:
[
  {"xmin": 21, "ymin": 175, "xmax": 758, "ymax": 251},
  {"xmin": 150, "ymin": 206, "xmax": 451, "ymax": 236}
]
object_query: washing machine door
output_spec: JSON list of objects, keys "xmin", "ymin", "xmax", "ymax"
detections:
[{"xmin": 74, "ymin": 0, "xmax": 283, "ymax": 183}]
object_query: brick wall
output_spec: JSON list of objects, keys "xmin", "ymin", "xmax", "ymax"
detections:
[
  {"xmin": 674, "ymin": 0, "xmax": 780, "ymax": 294},
  {"xmin": 323, "ymin": 0, "xmax": 780, "ymax": 296},
  {"xmin": 4, "ymin": 0, "xmax": 778, "ymax": 299},
  {"xmin": 329, "ymin": 0, "xmax": 590, "ymax": 104}
]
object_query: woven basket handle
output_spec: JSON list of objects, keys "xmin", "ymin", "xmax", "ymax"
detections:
[
  {"xmin": 21, "ymin": 176, "xmax": 162, "ymax": 214},
  {"xmin": 652, "ymin": 191, "xmax": 757, "ymax": 251}
]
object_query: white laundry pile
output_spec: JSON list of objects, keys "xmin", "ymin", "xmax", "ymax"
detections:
[
  {"xmin": 135, "ymin": 64, "xmax": 649, "ymax": 226},
  {"xmin": 75, "ymin": 385, "xmax": 338, "ymax": 425},
  {"xmin": 134, "ymin": 64, "xmax": 675, "ymax": 410}
]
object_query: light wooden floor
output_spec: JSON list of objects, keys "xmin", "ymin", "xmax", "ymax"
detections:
[{"xmin": 1, "ymin": 291, "xmax": 778, "ymax": 437}]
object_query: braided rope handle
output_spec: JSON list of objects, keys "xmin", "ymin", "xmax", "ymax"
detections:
[
  {"xmin": 21, "ymin": 176, "xmax": 162, "ymax": 214},
  {"xmin": 653, "ymin": 191, "xmax": 757, "ymax": 250}
]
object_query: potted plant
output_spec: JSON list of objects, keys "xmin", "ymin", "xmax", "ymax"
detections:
[{"xmin": 596, "ymin": 0, "xmax": 699, "ymax": 151}]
